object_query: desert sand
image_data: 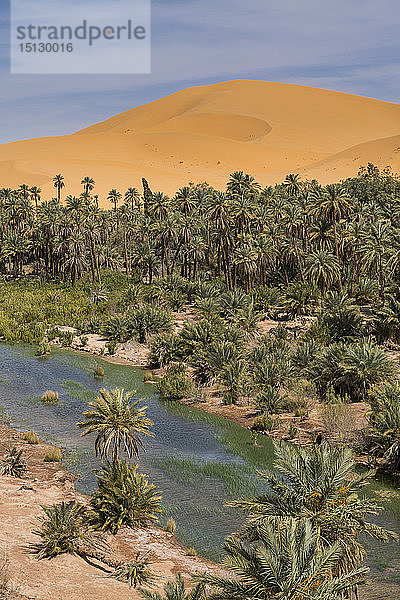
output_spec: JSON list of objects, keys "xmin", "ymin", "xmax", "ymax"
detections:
[{"xmin": 0, "ymin": 80, "xmax": 399, "ymax": 205}]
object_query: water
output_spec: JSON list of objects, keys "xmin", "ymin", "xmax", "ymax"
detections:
[{"xmin": 0, "ymin": 343, "xmax": 399, "ymax": 596}]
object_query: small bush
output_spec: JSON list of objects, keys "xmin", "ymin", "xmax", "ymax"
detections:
[
  {"xmin": 24, "ymin": 431, "xmax": 39, "ymax": 444},
  {"xmin": 158, "ymin": 363, "xmax": 191, "ymax": 400},
  {"xmin": 1, "ymin": 447, "xmax": 27, "ymax": 477},
  {"xmin": 36, "ymin": 342, "xmax": 50, "ymax": 356},
  {"xmin": 187, "ymin": 547, "xmax": 197, "ymax": 556},
  {"xmin": 80, "ymin": 336, "xmax": 89, "ymax": 347},
  {"xmin": 44, "ymin": 448, "xmax": 62, "ymax": 462},
  {"xmin": 143, "ymin": 370, "xmax": 154, "ymax": 382},
  {"xmin": 41, "ymin": 390, "xmax": 59, "ymax": 404},
  {"xmin": 89, "ymin": 462, "xmax": 162, "ymax": 533},
  {"xmin": 60, "ymin": 331, "xmax": 75, "ymax": 346},
  {"xmin": 251, "ymin": 413, "xmax": 279, "ymax": 433},
  {"xmin": 106, "ymin": 340, "xmax": 118, "ymax": 355},
  {"xmin": 165, "ymin": 517, "xmax": 177, "ymax": 534},
  {"xmin": 94, "ymin": 366, "xmax": 105, "ymax": 378}
]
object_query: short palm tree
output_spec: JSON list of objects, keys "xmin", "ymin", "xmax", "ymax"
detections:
[
  {"xmin": 197, "ymin": 519, "xmax": 368, "ymax": 600},
  {"xmin": 369, "ymin": 383, "xmax": 400, "ymax": 471},
  {"xmin": 77, "ymin": 388, "xmax": 154, "ymax": 462},
  {"xmin": 89, "ymin": 461, "xmax": 162, "ymax": 533},
  {"xmin": 140, "ymin": 573, "xmax": 205, "ymax": 600},
  {"xmin": 29, "ymin": 501, "xmax": 154, "ymax": 587}
]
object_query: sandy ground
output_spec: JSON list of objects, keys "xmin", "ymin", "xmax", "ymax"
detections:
[
  {"xmin": 0, "ymin": 80, "xmax": 399, "ymax": 201},
  {"xmin": 0, "ymin": 427, "xmax": 216, "ymax": 600}
]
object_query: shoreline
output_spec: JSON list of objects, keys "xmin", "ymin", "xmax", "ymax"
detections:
[{"xmin": 0, "ymin": 423, "xmax": 217, "ymax": 600}]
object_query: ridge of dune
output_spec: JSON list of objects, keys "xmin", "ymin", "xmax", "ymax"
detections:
[{"xmin": 0, "ymin": 80, "xmax": 399, "ymax": 202}]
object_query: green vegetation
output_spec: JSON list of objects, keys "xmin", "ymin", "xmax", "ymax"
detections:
[
  {"xmin": 197, "ymin": 519, "xmax": 367, "ymax": 600},
  {"xmin": 139, "ymin": 574, "xmax": 204, "ymax": 600},
  {"xmin": 94, "ymin": 365, "xmax": 105, "ymax": 378},
  {"xmin": 77, "ymin": 387, "xmax": 154, "ymax": 462},
  {"xmin": 0, "ymin": 447, "xmax": 26, "ymax": 477},
  {"xmin": 29, "ymin": 501, "xmax": 154, "ymax": 587},
  {"xmin": 3, "ymin": 166, "xmax": 400, "ymax": 595},
  {"xmin": 227, "ymin": 442, "xmax": 398, "ymax": 576},
  {"xmin": 88, "ymin": 461, "xmax": 162, "ymax": 533}
]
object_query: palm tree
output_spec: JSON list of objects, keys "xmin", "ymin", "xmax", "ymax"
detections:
[
  {"xmin": 125, "ymin": 186, "xmax": 141, "ymax": 211},
  {"xmin": 228, "ymin": 441, "xmax": 397, "ymax": 576},
  {"xmin": 313, "ymin": 185, "xmax": 352, "ymax": 258},
  {"xmin": 341, "ymin": 340, "xmax": 395, "ymax": 400},
  {"xmin": 284, "ymin": 173, "xmax": 302, "ymax": 197},
  {"xmin": 89, "ymin": 461, "xmax": 162, "ymax": 533},
  {"xmin": 198, "ymin": 518, "xmax": 368, "ymax": 600},
  {"xmin": 108, "ymin": 188, "xmax": 122, "ymax": 212},
  {"xmin": 140, "ymin": 574, "xmax": 205, "ymax": 600},
  {"xmin": 233, "ymin": 246, "xmax": 258, "ymax": 292},
  {"xmin": 30, "ymin": 186, "xmax": 41, "ymax": 210},
  {"xmin": 305, "ymin": 251, "xmax": 340, "ymax": 300},
  {"xmin": 360, "ymin": 220, "xmax": 393, "ymax": 298},
  {"xmin": 77, "ymin": 388, "xmax": 154, "ymax": 462},
  {"xmin": 53, "ymin": 174, "xmax": 65, "ymax": 202},
  {"xmin": 369, "ymin": 383, "xmax": 400, "ymax": 471},
  {"xmin": 81, "ymin": 176, "xmax": 95, "ymax": 195},
  {"xmin": 29, "ymin": 501, "xmax": 154, "ymax": 587}
]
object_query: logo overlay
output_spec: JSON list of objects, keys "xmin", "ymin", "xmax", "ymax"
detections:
[{"xmin": 11, "ymin": 0, "xmax": 151, "ymax": 74}]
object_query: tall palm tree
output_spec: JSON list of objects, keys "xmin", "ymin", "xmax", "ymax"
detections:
[
  {"xmin": 30, "ymin": 186, "xmax": 41, "ymax": 210},
  {"xmin": 198, "ymin": 519, "xmax": 368, "ymax": 600},
  {"xmin": 53, "ymin": 174, "xmax": 65, "ymax": 202},
  {"xmin": 108, "ymin": 189, "xmax": 122, "ymax": 212},
  {"xmin": 305, "ymin": 251, "xmax": 340, "ymax": 299},
  {"xmin": 125, "ymin": 187, "xmax": 141, "ymax": 211},
  {"xmin": 77, "ymin": 388, "xmax": 154, "ymax": 462},
  {"xmin": 81, "ymin": 176, "xmax": 95, "ymax": 195},
  {"xmin": 284, "ymin": 173, "xmax": 302, "ymax": 197}
]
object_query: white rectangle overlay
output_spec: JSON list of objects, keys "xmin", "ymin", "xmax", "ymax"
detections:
[{"xmin": 11, "ymin": 0, "xmax": 151, "ymax": 74}]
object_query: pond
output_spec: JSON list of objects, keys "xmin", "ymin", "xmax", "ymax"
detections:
[{"xmin": 0, "ymin": 343, "xmax": 399, "ymax": 597}]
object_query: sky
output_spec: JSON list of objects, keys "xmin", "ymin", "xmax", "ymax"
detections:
[{"xmin": 0, "ymin": 0, "xmax": 399, "ymax": 144}]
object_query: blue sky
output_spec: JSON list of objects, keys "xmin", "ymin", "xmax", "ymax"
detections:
[{"xmin": 1, "ymin": 0, "xmax": 399, "ymax": 143}]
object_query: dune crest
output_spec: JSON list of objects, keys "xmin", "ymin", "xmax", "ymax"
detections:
[{"xmin": 0, "ymin": 80, "xmax": 399, "ymax": 203}]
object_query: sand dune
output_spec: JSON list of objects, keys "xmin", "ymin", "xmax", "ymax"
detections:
[{"xmin": 0, "ymin": 80, "xmax": 399, "ymax": 204}]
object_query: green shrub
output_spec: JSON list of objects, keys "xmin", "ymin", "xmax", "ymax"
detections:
[
  {"xmin": 106, "ymin": 340, "xmax": 118, "ymax": 355},
  {"xmin": 24, "ymin": 431, "xmax": 39, "ymax": 444},
  {"xmin": 127, "ymin": 306, "xmax": 173, "ymax": 344},
  {"xmin": 60, "ymin": 331, "xmax": 75, "ymax": 346},
  {"xmin": 36, "ymin": 342, "xmax": 51, "ymax": 356},
  {"xmin": 148, "ymin": 333, "xmax": 182, "ymax": 368},
  {"xmin": 186, "ymin": 547, "xmax": 197, "ymax": 556},
  {"xmin": 41, "ymin": 390, "xmax": 59, "ymax": 404},
  {"xmin": 44, "ymin": 448, "xmax": 62, "ymax": 462},
  {"xmin": 80, "ymin": 336, "xmax": 89, "ymax": 347},
  {"xmin": 251, "ymin": 413, "xmax": 279, "ymax": 433},
  {"xmin": 89, "ymin": 462, "xmax": 162, "ymax": 533},
  {"xmin": 158, "ymin": 363, "xmax": 191, "ymax": 400},
  {"xmin": 1, "ymin": 447, "xmax": 27, "ymax": 477},
  {"xmin": 94, "ymin": 366, "xmax": 105, "ymax": 378}
]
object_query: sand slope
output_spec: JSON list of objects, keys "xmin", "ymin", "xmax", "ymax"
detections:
[{"xmin": 0, "ymin": 80, "xmax": 399, "ymax": 204}]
